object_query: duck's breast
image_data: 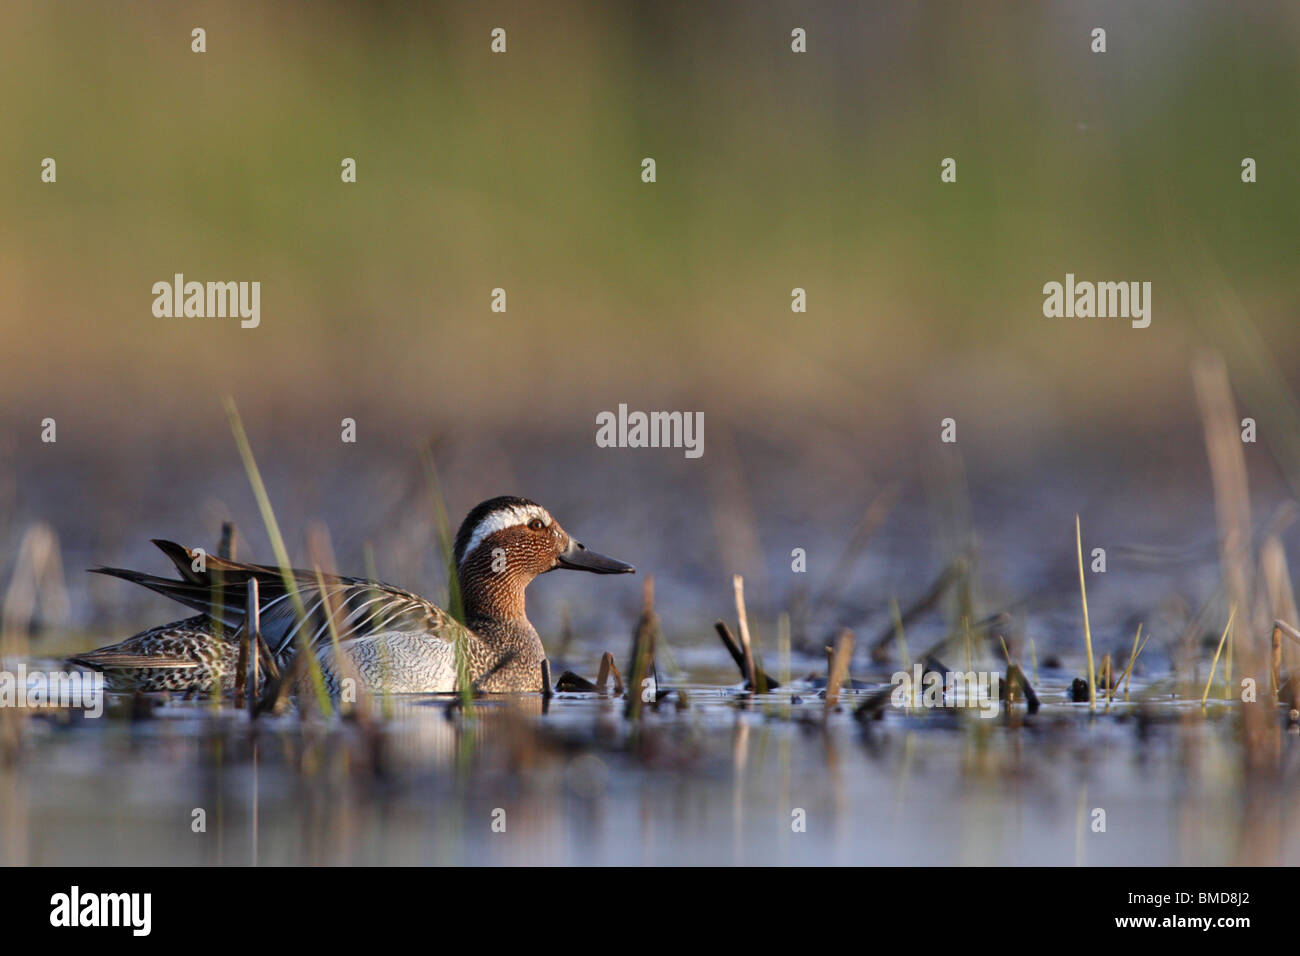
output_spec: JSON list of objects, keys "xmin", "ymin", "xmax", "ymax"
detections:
[{"xmin": 317, "ymin": 631, "xmax": 458, "ymax": 694}]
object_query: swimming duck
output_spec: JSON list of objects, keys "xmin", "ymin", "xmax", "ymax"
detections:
[{"xmin": 69, "ymin": 496, "xmax": 635, "ymax": 695}]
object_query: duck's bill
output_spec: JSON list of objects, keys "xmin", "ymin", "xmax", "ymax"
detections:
[{"xmin": 557, "ymin": 540, "xmax": 636, "ymax": 574}]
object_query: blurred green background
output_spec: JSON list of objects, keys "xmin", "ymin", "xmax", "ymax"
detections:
[{"xmin": 2, "ymin": 0, "xmax": 1296, "ymax": 448}]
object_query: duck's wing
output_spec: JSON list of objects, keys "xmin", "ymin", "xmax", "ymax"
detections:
[
  {"xmin": 67, "ymin": 616, "xmax": 217, "ymax": 671},
  {"xmin": 91, "ymin": 540, "xmax": 458, "ymax": 656},
  {"xmin": 258, "ymin": 576, "xmax": 458, "ymax": 659}
]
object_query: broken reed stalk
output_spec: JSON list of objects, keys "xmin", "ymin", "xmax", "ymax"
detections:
[
  {"xmin": 733, "ymin": 575, "xmax": 757, "ymax": 691},
  {"xmin": 596, "ymin": 651, "xmax": 623, "ymax": 695},
  {"xmin": 1075, "ymin": 514, "xmax": 1096, "ymax": 710},
  {"xmin": 224, "ymin": 398, "xmax": 332, "ymax": 717},
  {"xmin": 1006, "ymin": 663, "xmax": 1041, "ymax": 714},
  {"xmin": 995, "ymin": 636, "xmax": 1041, "ymax": 714},
  {"xmin": 1116, "ymin": 623, "xmax": 1143, "ymax": 702},
  {"xmin": 825, "ymin": 629, "xmax": 854, "ymax": 710},
  {"xmin": 1201, "ymin": 606, "xmax": 1236, "ymax": 709},
  {"xmin": 1275, "ymin": 618, "xmax": 1300, "ymax": 645},
  {"xmin": 245, "ymin": 578, "xmax": 260, "ymax": 717},
  {"xmin": 625, "ymin": 575, "xmax": 658, "ymax": 720},
  {"xmin": 713, "ymin": 622, "xmax": 779, "ymax": 689},
  {"xmin": 1270, "ymin": 619, "xmax": 1300, "ymax": 704}
]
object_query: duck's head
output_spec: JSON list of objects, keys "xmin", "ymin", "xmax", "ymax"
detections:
[{"xmin": 452, "ymin": 496, "xmax": 634, "ymax": 619}]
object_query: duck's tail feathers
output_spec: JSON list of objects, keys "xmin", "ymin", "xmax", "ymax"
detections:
[
  {"xmin": 88, "ymin": 541, "xmax": 384, "ymax": 655},
  {"xmin": 89, "ymin": 539, "xmax": 312, "ymax": 629}
]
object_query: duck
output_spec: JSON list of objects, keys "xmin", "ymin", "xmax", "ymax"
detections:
[{"xmin": 69, "ymin": 496, "xmax": 635, "ymax": 695}]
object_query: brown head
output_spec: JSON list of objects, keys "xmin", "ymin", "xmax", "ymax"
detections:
[{"xmin": 452, "ymin": 496, "xmax": 635, "ymax": 627}]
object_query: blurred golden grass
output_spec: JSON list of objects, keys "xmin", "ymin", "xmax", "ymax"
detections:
[{"xmin": 0, "ymin": 2, "xmax": 1297, "ymax": 435}]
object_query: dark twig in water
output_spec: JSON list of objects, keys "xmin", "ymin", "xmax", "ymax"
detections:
[
  {"xmin": 1005, "ymin": 664, "xmax": 1040, "ymax": 714},
  {"xmin": 854, "ymin": 683, "xmax": 894, "ymax": 720},
  {"xmin": 714, "ymin": 621, "xmax": 779, "ymax": 689},
  {"xmin": 556, "ymin": 671, "xmax": 596, "ymax": 692},
  {"xmin": 550, "ymin": 654, "xmax": 624, "ymax": 694}
]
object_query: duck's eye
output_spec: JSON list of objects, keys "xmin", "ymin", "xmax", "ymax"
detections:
[{"xmin": 529, "ymin": 518, "xmax": 546, "ymax": 531}]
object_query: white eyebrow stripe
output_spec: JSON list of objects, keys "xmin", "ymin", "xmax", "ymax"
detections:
[{"xmin": 459, "ymin": 504, "xmax": 551, "ymax": 566}]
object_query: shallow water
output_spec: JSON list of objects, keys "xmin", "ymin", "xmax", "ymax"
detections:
[
  {"xmin": 5, "ymin": 663, "xmax": 1299, "ymax": 866},
  {"xmin": 5, "ymin": 433, "xmax": 1300, "ymax": 865}
]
